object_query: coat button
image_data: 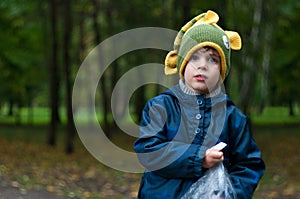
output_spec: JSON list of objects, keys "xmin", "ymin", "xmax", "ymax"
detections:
[
  {"xmin": 194, "ymin": 128, "xmax": 201, "ymax": 135},
  {"xmin": 197, "ymin": 100, "xmax": 203, "ymax": 105},
  {"xmin": 195, "ymin": 114, "xmax": 202, "ymax": 120}
]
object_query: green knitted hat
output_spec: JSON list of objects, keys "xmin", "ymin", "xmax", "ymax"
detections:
[{"xmin": 165, "ymin": 10, "xmax": 242, "ymax": 80}]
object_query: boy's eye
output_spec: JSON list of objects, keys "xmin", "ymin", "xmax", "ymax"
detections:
[
  {"xmin": 190, "ymin": 55, "xmax": 199, "ymax": 61},
  {"xmin": 208, "ymin": 57, "xmax": 219, "ymax": 64}
]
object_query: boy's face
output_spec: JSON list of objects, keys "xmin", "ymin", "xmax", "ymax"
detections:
[{"xmin": 183, "ymin": 47, "xmax": 221, "ymax": 94}]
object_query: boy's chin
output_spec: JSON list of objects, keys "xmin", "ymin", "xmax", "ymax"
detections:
[{"xmin": 193, "ymin": 87, "xmax": 209, "ymax": 94}]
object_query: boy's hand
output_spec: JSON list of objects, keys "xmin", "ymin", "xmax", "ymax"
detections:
[{"xmin": 202, "ymin": 148, "xmax": 224, "ymax": 168}]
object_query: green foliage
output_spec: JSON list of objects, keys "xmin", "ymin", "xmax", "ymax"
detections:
[
  {"xmin": 0, "ymin": 0, "xmax": 300, "ymax": 127},
  {"xmin": 270, "ymin": 0, "xmax": 300, "ymax": 105},
  {"xmin": 0, "ymin": 0, "xmax": 46, "ymax": 107}
]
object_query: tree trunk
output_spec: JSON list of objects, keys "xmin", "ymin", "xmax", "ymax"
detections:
[
  {"xmin": 259, "ymin": 22, "xmax": 272, "ymax": 114},
  {"xmin": 106, "ymin": 2, "xmax": 118, "ymax": 129},
  {"xmin": 91, "ymin": 0, "xmax": 111, "ymax": 137},
  {"xmin": 288, "ymin": 99, "xmax": 294, "ymax": 116},
  {"xmin": 135, "ymin": 72, "xmax": 146, "ymax": 124},
  {"xmin": 48, "ymin": 0, "xmax": 60, "ymax": 146},
  {"xmin": 237, "ymin": 0, "xmax": 263, "ymax": 115},
  {"xmin": 7, "ymin": 100, "xmax": 14, "ymax": 116},
  {"xmin": 78, "ymin": 9, "xmax": 86, "ymax": 62},
  {"xmin": 15, "ymin": 103, "xmax": 21, "ymax": 125},
  {"xmin": 182, "ymin": 0, "xmax": 191, "ymax": 23},
  {"xmin": 63, "ymin": 0, "xmax": 75, "ymax": 154},
  {"xmin": 27, "ymin": 101, "xmax": 34, "ymax": 125}
]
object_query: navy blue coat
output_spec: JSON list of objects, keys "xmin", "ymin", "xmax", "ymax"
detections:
[{"xmin": 134, "ymin": 84, "xmax": 265, "ymax": 199}]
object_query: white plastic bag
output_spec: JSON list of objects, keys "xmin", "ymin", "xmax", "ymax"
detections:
[{"xmin": 182, "ymin": 163, "xmax": 236, "ymax": 199}]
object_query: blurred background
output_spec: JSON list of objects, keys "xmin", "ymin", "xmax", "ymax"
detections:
[{"xmin": 0, "ymin": 0, "xmax": 299, "ymax": 198}]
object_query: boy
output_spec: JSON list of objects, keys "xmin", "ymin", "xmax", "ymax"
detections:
[{"xmin": 134, "ymin": 10, "xmax": 265, "ymax": 199}]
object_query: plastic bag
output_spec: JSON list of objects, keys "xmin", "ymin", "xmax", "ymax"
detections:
[{"xmin": 181, "ymin": 163, "xmax": 236, "ymax": 199}]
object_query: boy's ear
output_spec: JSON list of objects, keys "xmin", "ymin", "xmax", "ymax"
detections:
[{"xmin": 225, "ymin": 31, "xmax": 242, "ymax": 50}]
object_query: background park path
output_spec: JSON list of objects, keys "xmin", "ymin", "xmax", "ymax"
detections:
[{"xmin": 0, "ymin": 177, "xmax": 68, "ymax": 199}]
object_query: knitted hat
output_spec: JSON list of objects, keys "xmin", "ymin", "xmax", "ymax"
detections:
[{"xmin": 165, "ymin": 10, "xmax": 242, "ymax": 80}]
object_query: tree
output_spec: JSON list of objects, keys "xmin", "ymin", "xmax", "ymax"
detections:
[
  {"xmin": 269, "ymin": 0, "xmax": 300, "ymax": 114},
  {"xmin": 91, "ymin": 0, "xmax": 112, "ymax": 136},
  {"xmin": 1, "ymin": 0, "xmax": 300, "ymax": 146},
  {"xmin": 63, "ymin": 0, "xmax": 76, "ymax": 153},
  {"xmin": 0, "ymin": 1, "xmax": 46, "ymax": 124},
  {"xmin": 48, "ymin": 0, "xmax": 60, "ymax": 146},
  {"xmin": 258, "ymin": 0, "xmax": 277, "ymax": 114},
  {"xmin": 236, "ymin": 0, "xmax": 264, "ymax": 115}
]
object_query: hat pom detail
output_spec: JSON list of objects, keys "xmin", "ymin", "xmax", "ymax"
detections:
[
  {"xmin": 198, "ymin": 10, "xmax": 219, "ymax": 25},
  {"xmin": 225, "ymin": 31, "xmax": 242, "ymax": 50},
  {"xmin": 164, "ymin": 50, "xmax": 178, "ymax": 75}
]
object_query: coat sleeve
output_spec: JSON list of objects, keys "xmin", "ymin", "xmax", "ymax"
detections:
[
  {"xmin": 228, "ymin": 113, "xmax": 265, "ymax": 199},
  {"xmin": 133, "ymin": 96, "xmax": 206, "ymax": 179}
]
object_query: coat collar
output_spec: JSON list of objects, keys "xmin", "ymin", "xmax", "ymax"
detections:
[
  {"xmin": 179, "ymin": 79, "xmax": 221, "ymax": 98},
  {"xmin": 163, "ymin": 82, "xmax": 230, "ymax": 107}
]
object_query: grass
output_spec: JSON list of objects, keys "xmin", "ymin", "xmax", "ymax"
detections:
[
  {"xmin": 0, "ymin": 106, "xmax": 300, "ymax": 125},
  {"xmin": 251, "ymin": 106, "xmax": 300, "ymax": 125},
  {"xmin": 0, "ymin": 107, "xmax": 51, "ymax": 124},
  {"xmin": 1, "ymin": 105, "xmax": 300, "ymax": 125}
]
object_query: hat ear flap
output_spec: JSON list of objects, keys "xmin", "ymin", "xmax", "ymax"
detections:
[
  {"xmin": 165, "ymin": 50, "xmax": 178, "ymax": 75},
  {"xmin": 198, "ymin": 10, "xmax": 219, "ymax": 24},
  {"xmin": 225, "ymin": 31, "xmax": 242, "ymax": 50}
]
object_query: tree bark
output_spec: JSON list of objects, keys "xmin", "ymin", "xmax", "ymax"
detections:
[
  {"xmin": 91, "ymin": 0, "xmax": 111, "ymax": 137},
  {"xmin": 259, "ymin": 22, "xmax": 272, "ymax": 114},
  {"xmin": 288, "ymin": 99, "xmax": 294, "ymax": 116},
  {"xmin": 7, "ymin": 100, "xmax": 14, "ymax": 116},
  {"xmin": 182, "ymin": 0, "xmax": 191, "ymax": 24},
  {"xmin": 259, "ymin": 0, "xmax": 276, "ymax": 114},
  {"xmin": 237, "ymin": 0, "xmax": 263, "ymax": 115},
  {"xmin": 63, "ymin": 0, "xmax": 75, "ymax": 154},
  {"xmin": 48, "ymin": 0, "xmax": 60, "ymax": 146}
]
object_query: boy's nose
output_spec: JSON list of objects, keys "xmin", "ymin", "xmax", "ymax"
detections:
[{"xmin": 196, "ymin": 59, "xmax": 208, "ymax": 70}]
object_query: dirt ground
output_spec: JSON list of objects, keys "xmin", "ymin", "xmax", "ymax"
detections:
[{"xmin": 0, "ymin": 177, "xmax": 68, "ymax": 199}]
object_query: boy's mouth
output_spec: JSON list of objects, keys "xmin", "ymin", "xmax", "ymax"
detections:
[{"xmin": 194, "ymin": 74, "xmax": 206, "ymax": 81}]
